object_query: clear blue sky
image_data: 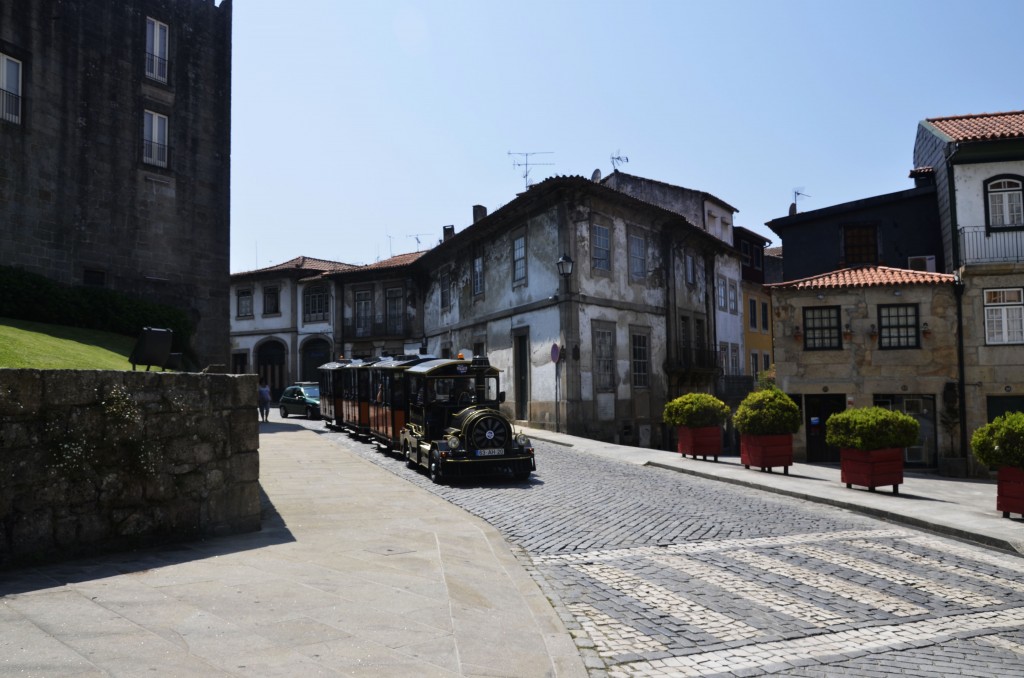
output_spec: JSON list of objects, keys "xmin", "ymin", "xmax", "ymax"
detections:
[{"xmin": 230, "ymin": 0, "xmax": 1024, "ymax": 273}]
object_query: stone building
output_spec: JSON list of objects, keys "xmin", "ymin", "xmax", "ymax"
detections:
[{"xmin": 0, "ymin": 0, "xmax": 232, "ymax": 366}]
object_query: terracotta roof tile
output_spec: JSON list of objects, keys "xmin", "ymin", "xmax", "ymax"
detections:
[
  {"xmin": 925, "ymin": 110, "xmax": 1024, "ymax": 142},
  {"xmin": 360, "ymin": 251, "xmax": 427, "ymax": 270},
  {"xmin": 233, "ymin": 255, "xmax": 358, "ymax": 277},
  {"xmin": 768, "ymin": 266, "xmax": 955, "ymax": 291}
]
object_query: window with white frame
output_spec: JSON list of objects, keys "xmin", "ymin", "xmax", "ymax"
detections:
[
  {"xmin": 472, "ymin": 255, "xmax": 484, "ymax": 296},
  {"xmin": 631, "ymin": 331, "xmax": 649, "ymax": 388},
  {"xmin": 145, "ymin": 17, "xmax": 169, "ymax": 83},
  {"xmin": 750, "ymin": 351, "xmax": 759, "ymax": 376},
  {"xmin": 594, "ymin": 325, "xmax": 615, "ymax": 391},
  {"xmin": 985, "ymin": 288, "xmax": 1024, "ymax": 344},
  {"xmin": 685, "ymin": 252, "xmax": 696, "ymax": 285},
  {"xmin": 878, "ymin": 304, "xmax": 920, "ymax": 349},
  {"xmin": 512, "ymin": 233, "xmax": 526, "ymax": 284},
  {"xmin": 762, "ymin": 353, "xmax": 771, "ymax": 373},
  {"xmin": 592, "ymin": 222, "xmax": 611, "ymax": 272},
  {"xmin": 1, "ymin": 53, "xmax": 22, "ymax": 124},
  {"xmin": 728, "ymin": 280, "xmax": 738, "ymax": 314},
  {"xmin": 716, "ymin": 275, "xmax": 727, "ymax": 311},
  {"xmin": 803, "ymin": 306, "xmax": 842, "ymax": 350},
  {"xmin": 730, "ymin": 343, "xmax": 740, "ymax": 375},
  {"xmin": 761, "ymin": 301, "xmax": 769, "ymax": 333},
  {"xmin": 986, "ymin": 177, "xmax": 1024, "ymax": 229},
  {"xmin": 303, "ymin": 285, "xmax": 328, "ymax": 323},
  {"xmin": 236, "ymin": 288, "xmax": 253, "ymax": 318},
  {"xmin": 355, "ymin": 290, "xmax": 371, "ymax": 336},
  {"xmin": 386, "ymin": 287, "xmax": 403, "ymax": 334},
  {"xmin": 143, "ymin": 110, "xmax": 168, "ymax": 167},
  {"xmin": 628, "ymin": 232, "xmax": 646, "ymax": 280}
]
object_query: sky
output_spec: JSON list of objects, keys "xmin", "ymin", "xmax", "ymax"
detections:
[{"xmin": 229, "ymin": 0, "xmax": 1024, "ymax": 274}]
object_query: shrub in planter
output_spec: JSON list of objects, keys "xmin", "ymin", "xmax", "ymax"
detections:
[
  {"xmin": 826, "ymin": 407, "xmax": 919, "ymax": 494},
  {"xmin": 734, "ymin": 387, "xmax": 801, "ymax": 474},
  {"xmin": 663, "ymin": 393, "xmax": 730, "ymax": 460},
  {"xmin": 971, "ymin": 412, "xmax": 1024, "ymax": 518}
]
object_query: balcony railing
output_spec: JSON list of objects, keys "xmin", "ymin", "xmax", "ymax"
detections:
[
  {"xmin": 143, "ymin": 139, "xmax": 168, "ymax": 167},
  {"xmin": 145, "ymin": 53, "xmax": 169, "ymax": 83},
  {"xmin": 960, "ymin": 225, "xmax": 1024, "ymax": 264},
  {"xmin": 667, "ymin": 343, "xmax": 719, "ymax": 373},
  {"xmin": 1, "ymin": 88, "xmax": 20, "ymax": 124}
]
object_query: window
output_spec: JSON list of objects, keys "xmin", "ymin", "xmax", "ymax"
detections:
[
  {"xmin": 749, "ymin": 298, "xmax": 758, "ymax": 330},
  {"xmin": 842, "ymin": 224, "xmax": 878, "ymax": 266},
  {"xmin": 472, "ymin": 255, "xmax": 484, "ymax": 296},
  {"xmin": 750, "ymin": 351, "xmax": 759, "ymax": 376},
  {"xmin": 512, "ymin": 234, "xmax": 526, "ymax": 284},
  {"xmin": 628, "ymin": 232, "xmax": 646, "ymax": 279},
  {"xmin": 763, "ymin": 353, "xmax": 771, "ymax": 373},
  {"xmin": 761, "ymin": 301, "xmax": 769, "ymax": 333},
  {"xmin": 728, "ymin": 281, "xmax": 738, "ymax": 314},
  {"xmin": 143, "ymin": 110, "xmax": 168, "ymax": 167},
  {"xmin": 303, "ymin": 285, "xmax": 328, "ymax": 323},
  {"xmin": 236, "ymin": 288, "xmax": 253, "ymax": 318},
  {"xmin": 740, "ymin": 241, "xmax": 752, "ymax": 267},
  {"xmin": 986, "ymin": 177, "xmax": 1024, "ymax": 229},
  {"xmin": 985, "ymin": 288, "xmax": 1024, "ymax": 345},
  {"xmin": 1, "ymin": 53, "xmax": 21, "ymax": 124},
  {"xmin": 440, "ymin": 270, "xmax": 451, "ymax": 308},
  {"xmin": 716, "ymin": 275, "xmax": 727, "ymax": 311},
  {"xmin": 685, "ymin": 253, "xmax": 696, "ymax": 285},
  {"xmin": 594, "ymin": 326, "xmax": 615, "ymax": 391},
  {"xmin": 263, "ymin": 285, "xmax": 279, "ymax": 315},
  {"xmin": 878, "ymin": 304, "xmax": 920, "ymax": 349},
  {"xmin": 145, "ymin": 17, "xmax": 169, "ymax": 83},
  {"xmin": 631, "ymin": 332, "xmax": 649, "ymax": 388},
  {"xmin": 355, "ymin": 290, "xmax": 371, "ymax": 336},
  {"xmin": 803, "ymin": 306, "xmax": 842, "ymax": 350},
  {"xmin": 592, "ymin": 222, "xmax": 611, "ymax": 272},
  {"xmin": 754, "ymin": 247, "xmax": 763, "ymax": 271},
  {"xmin": 730, "ymin": 343, "xmax": 740, "ymax": 375},
  {"xmin": 386, "ymin": 287, "xmax": 403, "ymax": 334}
]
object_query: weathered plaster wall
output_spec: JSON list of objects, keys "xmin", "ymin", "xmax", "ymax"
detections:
[{"xmin": 0, "ymin": 370, "xmax": 259, "ymax": 568}]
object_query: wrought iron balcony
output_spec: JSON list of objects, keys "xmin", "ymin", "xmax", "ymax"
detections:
[
  {"xmin": 1, "ymin": 88, "xmax": 20, "ymax": 124},
  {"xmin": 667, "ymin": 343, "xmax": 719, "ymax": 373},
  {"xmin": 145, "ymin": 53, "xmax": 169, "ymax": 83},
  {"xmin": 960, "ymin": 225, "xmax": 1024, "ymax": 265},
  {"xmin": 143, "ymin": 139, "xmax": 169, "ymax": 167}
]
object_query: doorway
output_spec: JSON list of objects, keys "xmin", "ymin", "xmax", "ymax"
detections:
[
  {"xmin": 257, "ymin": 340, "xmax": 287, "ymax": 401},
  {"xmin": 804, "ymin": 394, "xmax": 847, "ymax": 463},
  {"xmin": 514, "ymin": 333, "xmax": 529, "ymax": 420}
]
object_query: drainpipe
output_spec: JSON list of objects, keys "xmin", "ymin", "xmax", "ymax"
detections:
[{"xmin": 945, "ymin": 143, "xmax": 969, "ymax": 470}]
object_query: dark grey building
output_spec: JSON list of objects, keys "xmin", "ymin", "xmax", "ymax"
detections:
[{"xmin": 0, "ymin": 0, "xmax": 232, "ymax": 366}]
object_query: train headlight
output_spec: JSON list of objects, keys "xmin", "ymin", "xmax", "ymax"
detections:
[
  {"xmin": 447, "ymin": 435, "xmax": 461, "ymax": 451},
  {"xmin": 516, "ymin": 433, "xmax": 531, "ymax": 447}
]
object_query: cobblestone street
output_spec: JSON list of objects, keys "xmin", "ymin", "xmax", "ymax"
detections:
[{"xmin": 291, "ymin": 416, "xmax": 1024, "ymax": 677}]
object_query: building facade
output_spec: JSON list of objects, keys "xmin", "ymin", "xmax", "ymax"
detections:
[{"xmin": 0, "ymin": 0, "xmax": 233, "ymax": 366}]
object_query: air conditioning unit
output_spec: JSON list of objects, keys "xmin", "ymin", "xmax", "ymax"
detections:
[{"xmin": 908, "ymin": 255, "xmax": 936, "ymax": 272}]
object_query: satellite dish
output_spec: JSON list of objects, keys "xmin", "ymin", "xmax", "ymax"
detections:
[{"xmin": 591, "ymin": 168, "xmax": 602, "ymax": 182}]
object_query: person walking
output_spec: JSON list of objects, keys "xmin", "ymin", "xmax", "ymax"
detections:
[{"xmin": 257, "ymin": 377, "xmax": 272, "ymax": 423}]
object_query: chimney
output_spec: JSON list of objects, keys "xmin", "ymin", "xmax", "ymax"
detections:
[
  {"xmin": 443, "ymin": 225, "xmax": 455, "ymax": 241},
  {"xmin": 473, "ymin": 205, "xmax": 488, "ymax": 223}
]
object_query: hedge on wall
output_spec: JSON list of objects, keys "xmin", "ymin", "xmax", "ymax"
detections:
[{"xmin": 0, "ymin": 266, "xmax": 194, "ymax": 354}]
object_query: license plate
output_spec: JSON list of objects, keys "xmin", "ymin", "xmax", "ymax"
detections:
[{"xmin": 476, "ymin": 448, "xmax": 504, "ymax": 457}]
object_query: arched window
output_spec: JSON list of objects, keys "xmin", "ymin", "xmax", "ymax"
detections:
[
  {"xmin": 303, "ymin": 284, "xmax": 328, "ymax": 322},
  {"xmin": 986, "ymin": 176, "xmax": 1024, "ymax": 228}
]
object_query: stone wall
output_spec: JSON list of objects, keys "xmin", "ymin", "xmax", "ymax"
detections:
[{"xmin": 0, "ymin": 370, "xmax": 259, "ymax": 568}]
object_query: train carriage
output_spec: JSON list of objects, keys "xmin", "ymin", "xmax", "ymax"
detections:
[
  {"xmin": 339, "ymin": 358, "xmax": 379, "ymax": 437},
  {"xmin": 400, "ymin": 355, "xmax": 535, "ymax": 483},
  {"xmin": 318, "ymin": 359, "xmax": 352, "ymax": 429},
  {"xmin": 367, "ymin": 354, "xmax": 433, "ymax": 451}
]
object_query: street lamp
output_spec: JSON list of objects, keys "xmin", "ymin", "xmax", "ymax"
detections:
[{"xmin": 556, "ymin": 253, "xmax": 574, "ymax": 278}]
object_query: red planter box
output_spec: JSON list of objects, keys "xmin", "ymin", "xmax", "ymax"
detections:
[
  {"xmin": 997, "ymin": 466, "xmax": 1024, "ymax": 518},
  {"xmin": 740, "ymin": 434, "xmax": 793, "ymax": 475},
  {"xmin": 677, "ymin": 426, "xmax": 722, "ymax": 461},
  {"xmin": 840, "ymin": 447, "xmax": 903, "ymax": 494}
]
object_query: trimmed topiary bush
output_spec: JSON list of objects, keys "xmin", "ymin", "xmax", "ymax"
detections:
[
  {"xmin": 663, "ymin": 392, "xmax": 730, "ymax": 428},
  {"xmin": 734, "ymin": 387, "xmax": 801, "ymax": 435},
  {"xmin": 971, "ymin": 412, "xmax": 1024, "ymax": 470},
  {"xmin": 825, "ymin": 406, "xmax": 920, "ymax": 451}
]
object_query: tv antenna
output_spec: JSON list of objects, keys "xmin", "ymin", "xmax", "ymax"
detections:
[
  {"xmin": 508, "ymin": 151, "xmax": 554, "ymax": 189},
  {"xmin": 789, "ymin": 187, "xmax": 811, "ymax": 216},
  {"xmin": 610, "ymin": 150, "xmax": 629, "ymax": 170},
  {"xmin": 407, "ymin": 233, "xmax": 430, "ymax": 251}
]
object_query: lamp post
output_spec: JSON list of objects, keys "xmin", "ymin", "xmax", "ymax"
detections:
[{"xmin": 554, "ymin": 253, "xmax": 573, "ymax": 432}]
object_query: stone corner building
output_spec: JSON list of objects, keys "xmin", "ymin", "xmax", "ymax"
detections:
[{"xmin": 0, "ymin": 0, "xmax": 233, "ymax": 366}]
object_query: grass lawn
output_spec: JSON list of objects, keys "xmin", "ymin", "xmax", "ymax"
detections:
[{"xmin": 0, "ymin": 317, "xmax": 136, "ymax": 370}]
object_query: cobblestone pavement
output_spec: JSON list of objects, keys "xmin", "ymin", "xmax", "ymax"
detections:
[{"xmin": 285, "ymin": 416, "xmax": 1024, "ymax": 677}]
